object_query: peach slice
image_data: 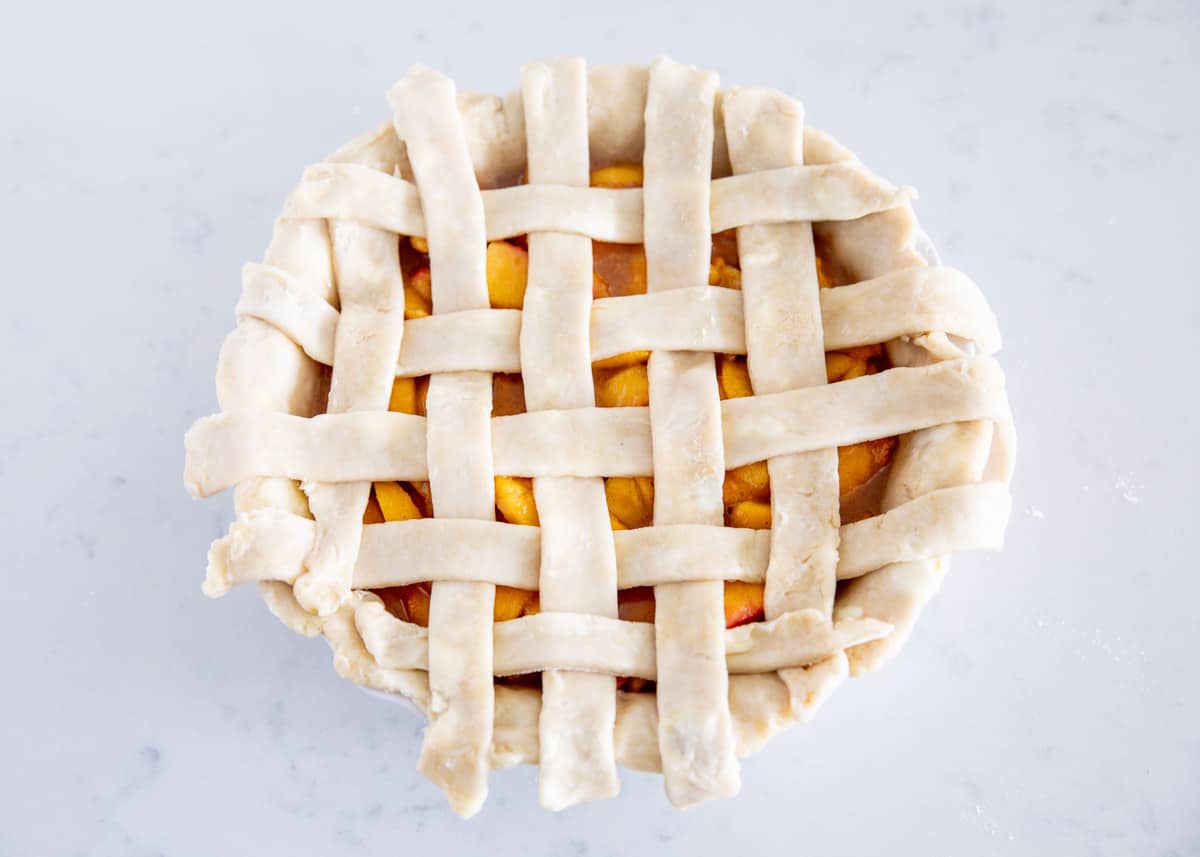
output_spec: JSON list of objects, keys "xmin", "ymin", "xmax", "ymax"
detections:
[
  {"xmin": 486, "ymin": 240, "xmax": 529, "ymax": 309},
  {"xmin": 723, "ymin": 581, "xmax": 765, "ymax": 628},
  {"xmin": 374, "ymin": 481, "xmax": 423, "ymax": 522},
  {"xmin": 376, "ymin": 583, "xmax": 431, "ymax": 627},
  {"xmin": 590, "ymin": 164, "xmax": 643, "ymax": 189},
  {"xmin": 615, "ymin": 583, "xmax": 765, "ymax": 630},
  {"xmin": 388, "ymin": 377, "xmax": 418, "ymax": 415},
  {"xmin": 404, "ymin": 267, "xmax": 432, "ymax": 319},
  {"xmin": 717, "ymin": 354, "xmax": 753, "ymax": 400},
  {"xmin": 494, "ymin": 585, "xmax": 537, "ymax": 622},
  {"xmin": 838, "ymin": 437, "xmax": 898, "ymax": 497},
  {"xmin": 722, "ymin": 461, "xmax": 771, "ymax": 505},
  {"xmin": 495, "ymin": 476, "xmax": 539, "ymax": 526},
  {"xmin": 825, "ymin": 345, "xmax": 885, "ymax": 383},
  {"xmin": 709, "ymin": 256, "xmax": 742, "ymax": 289},
  {"xmin": 825, "ymin": 351, "xmax": 870, "ymax": 382},
  {"xmin": 595, "ymin": 362, "xmax": 649, "ymax": 407},
  {"xmin": 605, "ymin": 476, "xmax": 654, "ymax": 530},
  {"xmin": 727, "ymin": 499, "xmax": 771, "ymax": 529}
]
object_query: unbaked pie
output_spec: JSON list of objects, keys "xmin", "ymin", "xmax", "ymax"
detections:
[{"xmin": 184, "ymin": 57, "xmax": 1015, "ymax": 816}]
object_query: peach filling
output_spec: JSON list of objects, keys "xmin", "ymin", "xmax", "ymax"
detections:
[{"xmin": 369, "ymin": 164, "xmax": 898, "ymax": 683}]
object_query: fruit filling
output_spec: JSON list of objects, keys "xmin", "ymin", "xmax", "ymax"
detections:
[{"xmin": 370, "ymin": 164, "xmax": 898, "ymax": 678}]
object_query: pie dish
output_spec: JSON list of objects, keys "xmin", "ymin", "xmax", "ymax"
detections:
[{"xmin": 183, "ymin": 57, "xmax": 1015, "ymax": 816}]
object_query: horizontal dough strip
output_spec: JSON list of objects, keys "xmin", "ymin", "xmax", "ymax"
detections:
[
  {"xmin": 354, "ymin": 598, "xmax": 890, "ymax": 678},
  {"xmin": 201, "ymin": 482, "xmax": 1010, "ymax": 595},
  {"xmin": 237, "ymin": 265, "xmax": 1000, "ymax": 377},
  {"xmin": 185, "ymin": 357, "xmax": 1006, "ymax": 496},
  {"xmin": 282, "ymin": 161, "xmax": 911, "ymax": 244},
  {"xmin": 722, "ymin": 356, "xmax": 1007, "ymax": 469}
]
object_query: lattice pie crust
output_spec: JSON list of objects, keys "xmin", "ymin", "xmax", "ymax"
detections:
[{"xmin": 184, "ymin": 57, "xmax": 1015, "ymax": 816}]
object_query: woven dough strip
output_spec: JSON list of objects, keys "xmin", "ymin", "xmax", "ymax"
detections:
[
  {"xmin": 519, "ymin": 58, "xmax": 621, "ymax": 809},
  {"xmin": 204, "ymin": 481, "xmax": 1010, "ymax": 596},
  {"xmin": 185, "ymin": 357, "xmax": 1006, "ymax": 495},
  {"xmin": 389, "ymin": 67, "xmax": 497, "ymax": 818},
  {"xmin": 639, "ymin": 58, "xmax": 740, "ymax": 806},
  {"xmin": 282, "ymin": 160, "xmax": 911, "ymax": 244},
  {"xmin": 235, "ymin": 264, "xmax": 1000, "ymax": 374}
]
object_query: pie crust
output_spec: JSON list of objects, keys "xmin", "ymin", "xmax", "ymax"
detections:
[{"xmin": 184, "ymin": 57, "xmax": 1015, "ymax": 816}]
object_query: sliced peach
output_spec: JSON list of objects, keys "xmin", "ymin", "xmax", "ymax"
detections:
[
  {"xmin": 376, "ymin": 583, "xmax": 431, "ymax": 627},
  {"xmin": 408, "ymin": 266, "xmax": 433, "ymax": 302},
  {"xmin": 838, "ymin": 437, "xmax": 898, "ymax": 497},
  {"xmin": 404, "ymin": 288, "xmax": 431, "ymax": 319},
  {"xmin": 723, "ymin": 581, "xmax": 765, "ymax": 628},
  {"xmin": 605, "ymin": 476, "xmax": 654, "ymax": 530},
  {"xmin": 375, "ymin": 481, "xmax": 423, "ymax": 522},
  {"xmin": 493, "ymin": 585, "xmax": 536, "ymax": 621},
  {"xmin": 590, "ymin": 164, "xmax": 643, "ymax": 188},
  {"xmin": 825, "ymin": 352, "xmax": 868, "ymax": 382},
  {"xmin": 723, "ymin": 461, "xmax": 771, "ymax": 505},
  {"xmin": 486, "ymin": 240, "xmax": 529, "ymax": 309},
  {"xmin": 595, "ymin": 362, "xmax": 649, "ymax": 407},
  {"xmin": 495, "ymin": 476, "xmax": 539, "ymax": 526},
  {"xmin": 826, "ymin": 344, "xmax": 884, "ymax": 383},
  {"xmin": 405, "ymin": 267, "xmax": 432, "ymax": 319},
  {"xmin": 717, "ymin": 354, "xmax": 754, "ymax": 400},
  {"xmin": 709, "ymin": 256, "xmax": 742, "ymax": 289},
  {"xmin": 727, "ymin": 499, "xmax": 771, "ymax": 529},
  {"xmin": 592, "ymin": 350, "xmax": 651, "ymax": 371},
  {"xmin": 389, "ymin": 377, "xmax": 418, "ymax": 415}
]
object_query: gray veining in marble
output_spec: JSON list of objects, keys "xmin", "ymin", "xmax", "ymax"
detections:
[{"xmin": 1, "ymin": 0, "xmax": 1197, "ymax": 854}]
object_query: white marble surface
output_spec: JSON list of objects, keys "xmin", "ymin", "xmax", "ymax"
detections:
[{"xmin": 2, "ymin": 0, "xmax": 1197, "ymax": 853}]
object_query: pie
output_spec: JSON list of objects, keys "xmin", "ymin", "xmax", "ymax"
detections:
[{"xmin": 183, "ymin": 57, "xmax": 1015, "ymax": 816}]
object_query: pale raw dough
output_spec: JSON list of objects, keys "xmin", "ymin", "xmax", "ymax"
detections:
[
  {"xmin": 282, "ymin": 160, "xmax": 910, "ymax": 245},
  {"xmin": 389, "ymin": 66, "xmax": 496, "ymax": 820},
  {"xmin": 519, "ymin": 58, "xmax": 621, "ymax": 810},
  {"xmin": 185, "ymin": 357, "xmax": 1007, "ymax": 494},
  {"xmin": 235, "ymin": 267, "xmax": 1000, "ymax": 373},
  {"xmin": 184, "ymin": 57, "xmax": 1016, "ymax": 816},
  {"xmin": 204, "ymin": 482, "xmax": 1011, "ymax": 596}
]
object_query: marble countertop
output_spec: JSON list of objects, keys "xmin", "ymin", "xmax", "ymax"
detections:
[{"xmin": 2, "ymin": 1, "xmax": 1196, "ymax": 854}]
